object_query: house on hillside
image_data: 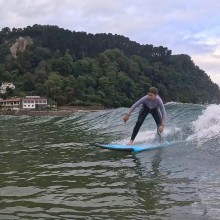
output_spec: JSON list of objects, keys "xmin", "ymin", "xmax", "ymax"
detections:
[
  {"xmin": 22, "ymin": 96, "xmax": 47, "ymax": 110},
  {"xmin": 0, "ymin": 82, "xmax": 15, "ymax": 94}
]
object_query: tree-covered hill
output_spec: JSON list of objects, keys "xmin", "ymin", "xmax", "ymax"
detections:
[{"xmin": 0, "ymin": 24, "xmax": 219, "ymax": 107}]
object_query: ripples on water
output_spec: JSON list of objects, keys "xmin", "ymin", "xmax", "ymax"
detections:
[{"xmin": 0, "ymin": 103, "xmax": 220, "ymax": 219}]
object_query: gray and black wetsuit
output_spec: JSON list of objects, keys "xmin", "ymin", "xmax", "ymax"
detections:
[{"xmin": 127, "ymin": 95, "xmax": 166, "ymax": 141}]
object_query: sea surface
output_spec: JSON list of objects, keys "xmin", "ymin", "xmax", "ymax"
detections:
[{"xmin": 0, "ymin": 103, "xmax": 220, "ymax": 220}]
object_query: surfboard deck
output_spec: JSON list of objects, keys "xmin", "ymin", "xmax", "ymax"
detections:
[{"xmin": 95, "ymin": 141, "xmax": 173, "ymax": 153}]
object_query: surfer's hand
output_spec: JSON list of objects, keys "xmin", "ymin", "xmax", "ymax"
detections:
[
  {"xmin": 158, "ymin": 125, "xmax": 164, "ymax": 133},
  {"xmin": 123, "ymin": 114, "xmax": 129, "ymax": 123}
]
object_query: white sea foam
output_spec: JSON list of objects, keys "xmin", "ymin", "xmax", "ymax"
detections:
[
  {"xmin": 165, "ymin": 101, "xmax": 204, "ymax": 107},
  {"xmin": 187, "ymin": 104, "xmax": 220, "ymax": 142},
  {"xmin": 114, "ymin": 126, "xmax": 181, "ymax": 145}
]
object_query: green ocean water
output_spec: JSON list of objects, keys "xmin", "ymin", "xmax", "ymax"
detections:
[{"xmin": 0, "ymin": 103, "xmax": 220, "ymax": 219}]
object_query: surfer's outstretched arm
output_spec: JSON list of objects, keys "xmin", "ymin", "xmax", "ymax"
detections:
[{"xmin": 123, "ymin": 96, "xmax": 146, "ymax": 123}]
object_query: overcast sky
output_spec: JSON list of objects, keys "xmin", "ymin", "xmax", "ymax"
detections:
[{"xmin": 0, "ymin": 0, "xmax": 220, "ymax": 85}]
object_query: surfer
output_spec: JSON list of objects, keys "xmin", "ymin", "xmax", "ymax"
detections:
[{"xmin": 123, "ymin": 87, "xmax": 166, "ymax": 145}]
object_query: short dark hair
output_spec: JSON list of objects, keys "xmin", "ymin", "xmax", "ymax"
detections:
[{"xmin": 148, "ymin": 87, "xmax": 158, "ymax": 95}]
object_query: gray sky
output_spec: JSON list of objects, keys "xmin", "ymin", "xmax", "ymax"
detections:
[{"xmin": 1, "ymin": 0, "xmax": 220, "ymax": 85}]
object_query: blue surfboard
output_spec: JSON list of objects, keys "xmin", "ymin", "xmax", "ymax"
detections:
[{"xmin": 95, "ymin": 141, "xmax": 174, "ymax": 153}]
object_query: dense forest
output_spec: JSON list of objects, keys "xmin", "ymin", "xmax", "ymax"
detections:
[{"xmin": 0, "ymin": 24, "xmax": 219, "ymax": 107}]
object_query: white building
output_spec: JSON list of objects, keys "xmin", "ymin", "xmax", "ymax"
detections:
[
  {"xmin": 22, "ymin": 96, "xmax": 47, "ymax": 110},
  {"xmin": 0, "ymin": 82, "xmax": 15, "ymax": 94}
]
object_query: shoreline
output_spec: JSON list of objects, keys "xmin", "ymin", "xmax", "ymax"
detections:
[{"xmin": 0, "ymin": 105, "xmax": 107, "ymax": 116}]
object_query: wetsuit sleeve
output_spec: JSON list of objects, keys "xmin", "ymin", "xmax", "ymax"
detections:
[
  {"xmin": 127, "ymin": 96, "xmax": 146, "ymax": 116},
  {"xmin": 158, "ymin": 97, "xmax": 166, "ymax": 125}
]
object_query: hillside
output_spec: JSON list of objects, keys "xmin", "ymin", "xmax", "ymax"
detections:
[{"xmin": 0, "ymin": 24, "xmax": 219, "ymax": 107}]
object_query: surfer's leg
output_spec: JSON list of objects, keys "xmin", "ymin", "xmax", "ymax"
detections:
[
  {"xmin": 130, "ymin": 106, "xmax": 149, "ymax": 142},
  {"xmin": 151, "ymin": 108, "xmax": 162, "ymax": 136}
]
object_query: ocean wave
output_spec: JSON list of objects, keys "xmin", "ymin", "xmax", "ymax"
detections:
[{"xmin": 187, "ymin": 104, "xmax": 220, "ymax": 143}]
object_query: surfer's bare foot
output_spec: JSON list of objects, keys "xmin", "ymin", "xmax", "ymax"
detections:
[{"xmin": 127, "ymin": 140, "xmax": 133, "ymax": 145}]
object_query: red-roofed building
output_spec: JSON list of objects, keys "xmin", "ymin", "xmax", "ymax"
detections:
[{"xmin": 0, "ymin": 98, "xmax": 21, "ymax": 110}]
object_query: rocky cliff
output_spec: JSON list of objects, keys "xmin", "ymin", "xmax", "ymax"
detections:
[{"xmin": 10, "ymin": 36, "xmax": 33, "ymax": 58}]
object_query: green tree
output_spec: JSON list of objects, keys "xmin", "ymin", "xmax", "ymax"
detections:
[
  {"xmin": 44, "ymin": 72, "xmax": 64, "ymax": 102},
  {"xmin": 22, "ymin": 72, "xmax": 35, "ymax": 91}
]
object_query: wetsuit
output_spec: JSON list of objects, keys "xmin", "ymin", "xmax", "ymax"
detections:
[{"xmin": 127, "ymin": 95, "xmax": 166, "ymax": 141}]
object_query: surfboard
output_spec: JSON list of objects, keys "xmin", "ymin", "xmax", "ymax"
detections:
[{"xmin": 95, "ymin": 141, "xmax": 174, "ymax": 153}]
